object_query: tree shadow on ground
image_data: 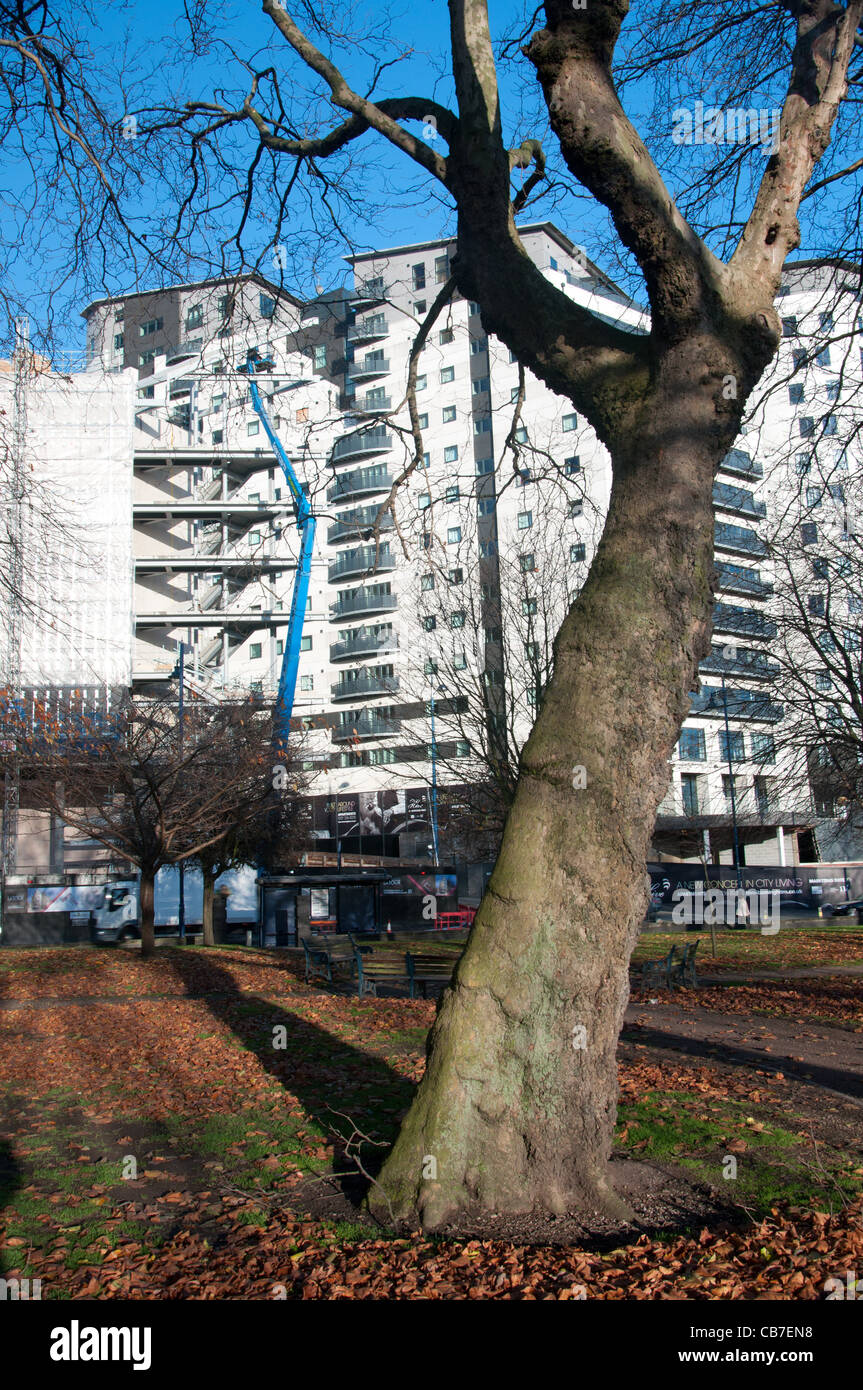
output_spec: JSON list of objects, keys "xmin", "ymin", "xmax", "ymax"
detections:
[{"xmin": 163, "ymin": 948, "xmax": 416, "ymax": 1211}]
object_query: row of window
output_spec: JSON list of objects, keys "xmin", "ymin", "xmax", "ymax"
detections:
[{"xmin": 677, "ymin": 727, "xmax": 775, "ymax": 763}]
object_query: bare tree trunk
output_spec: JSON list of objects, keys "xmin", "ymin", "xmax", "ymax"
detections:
[
  {"xmin": 374, "ymin": 419, "xmax": 719, "ymax": 1229},
  {"xmin": 201, "ymin": 866, "xmax": 216, "ymax": 947},
  {"xmin": 139, "ymin": 870, "xmax": 156, "ymax": 960}
]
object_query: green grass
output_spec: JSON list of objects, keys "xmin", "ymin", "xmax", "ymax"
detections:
[
  {"xmin": 616, "ymin": 1089, "xmax": 862, "ymax": 1215},
  {"xmin": 632, "ymin": 925, "xmax": 863, "ymax": 973}
]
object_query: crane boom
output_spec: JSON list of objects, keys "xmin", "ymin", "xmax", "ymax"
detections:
[{"xmin": 238, "ymin": 352, "xmax": 316, "ymax": 758}]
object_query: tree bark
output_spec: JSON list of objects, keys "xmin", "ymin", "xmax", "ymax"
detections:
[
  {"xmin": 373, "ymin": 362, "xmax": 732, "ymax": 1229},
  {"xmin": 139, "ymin": 870, "xmax": 156, "ymax": 959},
  {"xmin": 201, "ymin": 866, "xmax": 216, "ymax": 947}
]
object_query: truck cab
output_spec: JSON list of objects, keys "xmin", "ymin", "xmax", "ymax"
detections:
[{"xmin": 90, "ymin": 882, "xmax": 140, "ymax": 944}]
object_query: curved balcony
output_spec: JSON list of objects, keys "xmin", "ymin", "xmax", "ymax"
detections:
[
  {"xmin": 713, "ymin": 481, "xmax": 767, "ymax": 521},
  {"xmin": 332, "ymin": 714, "xmax": 400, "ymax": 741},
  {"xmin": 330, "ymin": 631, "xmax": 398, "ymax": 663},
  {"xmin": 689, "ymin": 687, "xmax": 783, "ymax": 723},
  {"xmin": 328, "ymin": 508, "xmax": 394, "ymax": 545},
  {"xmin": 713, "ymin": 603, "xmax": 777, "ymax": 639},
  {"xmin": 348, "ymin": 357, "xmax": 390, "ymax": 384},
  {"xmin": 719, "ymin": 448, "xmax": 764, "ymax": 482},
  {"xmin": 331, "ymin": 674, "xmax": 400, "ymax": 701},
  {"xmin": 714, "ymin": 521, "xmax": 768, "ymax": 560},
  {"xmin": 716, "ymin": 562, "xmax": 773, "ymax": 599},
  {"xmin": 331, "ymin": 590, "xmax": 398, "ymax": 620},
  {"xmin": 332, "ymin": 427, "xmax": 392, "ymax": 464},
  {"xmin": 699, "ymin": 647, "xmax": 779, "ymax": 680},
  {"xmin": 349, "ymin": 278, "xmax": 388, "ymax": 309},
  {"xmin": 327, "ymin": 467, "xmax": 392, "ymax": 505},
  {"xmin": 347, "ymin": 315, "xmax": 389, "ymax": 345},
  {"xmin": 328, "ymin": 547, "xmax": 396, "ymax": 582}
]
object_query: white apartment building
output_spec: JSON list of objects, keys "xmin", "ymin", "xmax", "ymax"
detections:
[{"xmin": 6, "ymin": 230, "xmax": 855, "ymax": 873}]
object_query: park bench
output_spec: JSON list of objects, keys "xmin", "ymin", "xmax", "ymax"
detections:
[
  {"xmin": 355, "ymin": 950, "xmax": 411, "ymax": 997},
  {"xmin": 637, "ymin": 940, "xmax": 700, "ymax": 991},
  {"xmin": 406, "ymin": 952, "xmax": 456, "ymax": 998},
  {"xmin": 303, "ymin": 932, "xmax": 371, "ymax": 983}
]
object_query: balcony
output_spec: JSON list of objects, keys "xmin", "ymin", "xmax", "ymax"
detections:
[
  {"xmin": 718, "ymin": 448, "xmax": 764, "ymax": 481},
  {"xmin": 166, "ymin": 339, "xmax": 204, "ymax": 366},
  {"xmin": 349, "ymin": 279, "xmax": 388, "ymax": 309},
  {"xmin": 715, "ymin": 562, "xmax": 773, "ymax": 599},
  {"xmin": 354, "ymin": 393, "xmax": 392, "ymax": 415},
  {"xmin": 328, "ymin": 546, "xmax": 396, "ymax": 582},
  {"xmin": 689, "ymin": 687, "xmax": 784, "ymax": 723},
  {"xmin": 714, "ymin": 521, "xmax": 768, "ymax": 559},
  {"xmin": 331, "ymin": 589, "xmax": 398, "ymax": 619},
  {"xmin": 712, "ymin": 603, "xmax": 777, "ymax": 640},
  {"xmin": 328, "ymin": 508, "xmax": 394, "ymax": 544},
  {"xmin": 331, "ymin": 674, "xmax": 400, "ymax": 701},
  {"xmin": 332, "ymin": 427, "xmax": 393, "ymax": 464},
  {"xmin": 327, "ymin": 467, "xmax": 393, "ymax": 505},
  {"xmin": 712, "ymin": 480, "xmax": 767, "ymax": 521},
  {"xmin": 348, "ymin": 357, "xmax": 390, "ymax": 384},
  {"xmin": 699, "ymin": 646, "xmax": 780, "ymax": 680},
  {"xmin": 332, "ymin": 714, "xmax": 400, "ymax": 741},
  {"xmin": 347, "ymin": 315, "xmax": 389, "ymax": 345},
  {"xmin": 330, "ymin": 631, "xmax": 399, "ymax": 662}
]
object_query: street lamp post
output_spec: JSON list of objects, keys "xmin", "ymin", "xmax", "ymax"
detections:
[
  {"xmin": 429, "ymin": 684, "xmax": 447, "ymax": 868},
  {"xmin": 720, "ymin": 673, "xmax": 744, "ymax": 899}
]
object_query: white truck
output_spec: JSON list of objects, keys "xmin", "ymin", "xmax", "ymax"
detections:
[{"xmin": 89, "ymin": 882, "xmax": 141, "ymax": 944}]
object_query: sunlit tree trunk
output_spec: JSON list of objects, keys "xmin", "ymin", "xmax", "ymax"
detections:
[{"xmin": 139, "ymin": 870, "xmax": 156, "ymax": 959}]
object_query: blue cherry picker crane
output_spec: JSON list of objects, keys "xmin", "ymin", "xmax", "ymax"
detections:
[{"xmin": 237, "ymin": 349, "xmax": 316, "ymax": 759}]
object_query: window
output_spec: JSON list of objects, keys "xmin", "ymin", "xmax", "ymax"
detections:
[
  {"xmin": 248, "ymin": 420, "xmax": 260, "ymax": 436},
  {"xmin": 440, "ymin": 366, "xmax": 455, "ymax": 383},
  {"xmin": 681, "ymin": 773, "xmax": 700, "ymax": 817},
  {"xmin": 561, "ymin": 413, "xmax": 578, "ymax": 432},
  {"xmin": 795, "ymin": 453, "xmax": 811, "ymax": 475},
  {"xmin": 300, "ymin": 675, "xmax": 314, "ymax": 692},
  {"xmin": 484, "ymin": 627, "xmax": 502, "ymax": 644},
  {"xmin": 218, "ymin": 294, "xmax": 234, "ymax": 318},
  {"xmin": 549, "ymin": 257, "xmax": 558, "ymax": 271},
  {"xmin": 808, "ymin": 593, "xmax": 825, "ymax": 617},
  {"xmin": 510, "ymin": 386, "xmax": 520, "ymax": 403},
  {"xmin": 520, "ymin": 553, "xmax": 535, "ymax": 572},
  {"xmin": 412, "ymin": 263, "xmax": 426, "ymax": 290},
  {"xmin": 751, "ymin": 732, "xmax": 776, "ymax": 764},
  {"xmin": 444, "ymin": 445, "xmax": 459, "ymax": 464},
  {"xmin": 801, "ymin": 521, "xmax": 818, "ymax": 545},
  {"xmin": 450, "ymin": 611, "xmax": 466, "ymax": 629},
  {"xmin": 186, "ymin": 304, "xmax": 203, "ymax": 330},
  {"xmin": 468, "ymin": 301, "xmax": 481, "ymax": 315},
  {"xmin": 249, "ymin": 531, "xmax": 261, "ymax": 546},
  {"xmin": 569, "ymin": 500, "xmax": 583, "ymax": 518},
  {"xmin": 418, "ymin": 493, "xmax": 431, "ymax": 510},
  {"xmin": 480, "ymin": 540, "xmax": 497, "ymax": 557},
  {"xmin": 313, "ymin": 343, "xmax": 327, "ymax": 368},
  {"xmin": 799, "ymin": 417, "xmax": 815, "ymax": 437},
  {"xmin": 806, "ymin": 485, "xmax": 822, "ymax": 508},
  {"xmin": 300, "ymin": 635, "xmax": 312, "ymax": 651},
  {"xmin": 518, "ymin": 469, "xmax": 532, "ymax": 486},
  {"xmin": 474, "ymin": 417, "xmax": 491, "ymax": 434},
  {"xmin": 828, "ymin": 483, "xmax": 845, "ymax": 502},
  {"xmin": 678, "ymin": 727, "xmax": 706, "ymax": 761},
  {"xmin": 421, "ymin": 574, "xmax": 435, "ymax": 591},
  {"xmin": 212, "ymin": 429, "xmax": 223, "ymax": 444},
  {"xmin": 565, "ymin": 456, "xmax": 581, "ymax": 475},
  {"xmin": 455, "ymin": 741, "xmax": 471, "ymax": 758},
  {"xmin": 719, "ymin": 729, "xmax": 746, "ymax": 763},
  {"xmin": 414, "ymin": 301, "xmax": 427, "ymax": 315},
  {"xmin": 442, "ymin": 405, "xmax": 457, "ymax": 423},
  {"xmin": 114, "ymin": 333, "xmax": 124, "ymax": 350},
  {"xmin": 470, "ymin": 338, "xmax": 488, "ymax": 355},
  {"xmin": 475, "ymin": 457, "xmax": 493, "ymax": 474},
  {"xmin": 447, "ymin": 526, "xmax": 461, "ymax": 544},
  {"xmin": 788, "ymin": 383, "xmax": 804, "ymax": 404},
  {"xmin": 514, "ymin": 425, "xmax": 528, "ymax": 443},
  {"xmin": 422, "ymin": 615, "xmax": 437, "ymax": 631},
  {"xmin": 722, "ymin": 774, "xmax": 738, "ymax": 802},
  {"xmin": 522, "ymin": 598, "xmax": 538, "ymax": 616},
  {"xmin": 422, "ymin": 451, "xmax": 431, "ymax": 469},
  {"xmin": 276, "ymin": 640, "xmax": 284, "ymax": 655},
  {"xmin": 139, "ymin": 350, "xmax": 155, "ymax": 366},
  {"xmin": 137, "ymin": 385, "xmax": 154, "ymax": 400},
  {"xmin": 473, "ymin": 377, "xmax": 490, "ymax": 395},
  {"xmin": 250, "ymin": 681, "xmax": 263, "ymax": 695},
  {"xmin": 827, "ymin": 380, "xmax": 841, "ymax": 401},
  {"xmin": 453, "ymin": 650, "xmax": 467, "ymax": 670},
  {"xmin": 416, "ymin": 374, "xmax": 427, "ymax": 391},
  {"xmin": 435, "ymin": 255, "xmax": 450, "ymax": 284},
  {"xmin": 248, "ymin": 492, "xmax": 260, "ymax": 504},
  {"xmin": 792, "ymin": 348, "xmax": 807, "ymax": 371},
  {"xmin": 820, "ymin": 311, "xmax": 834, "ymax": 331},
  {"xmin": 249, "ymin": 643, "xmax": 262, "ymax": 660},
  {"xmin": 813, "ymin": 556, "xmax": 829, "ymax": 578},
  {"xmin": 781, "ymin": 316, "xmax": 798, "ymax": 337},
  {"xmin": 518, "ymin": 510, "xmax": 533, "ymax": 530},
  {"xmin": 445, "ymin": 485, "xmax": 460, "ymax": 503},
  {"xmin": 477, "ymin": 497, "xmax": 495, "ymax": 515},
  {"xmin": 439, "ymin": 327, "xmax": 454, "ymax": 345},
  {"xmin": 824, "ymin": 414, "xmax": 838, "ymax": 436},
  {"xmin": 138, "ymin": 318, "xmax": 163, "ymax": 337},
  {"xmin": 424, "ymin": 658, "xmax": 438, "ymax": 675},
  {"xmin": 569, "ymin": 543, "xmax": 586, "ymax": 563},
  {"xmin": 418, "ymin": 413, "xmax": 429, "ymax": 429},
  {"xmin": 258, "ymin": 294, "xmax": 276, "ymax": 319},
  {"xmin": 448, "ymin": 568, "xmax": 463, "ymax": 585},
  {"xmin": 816, "ymin": 346, "xmax": 831, "ymax": 369}
]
